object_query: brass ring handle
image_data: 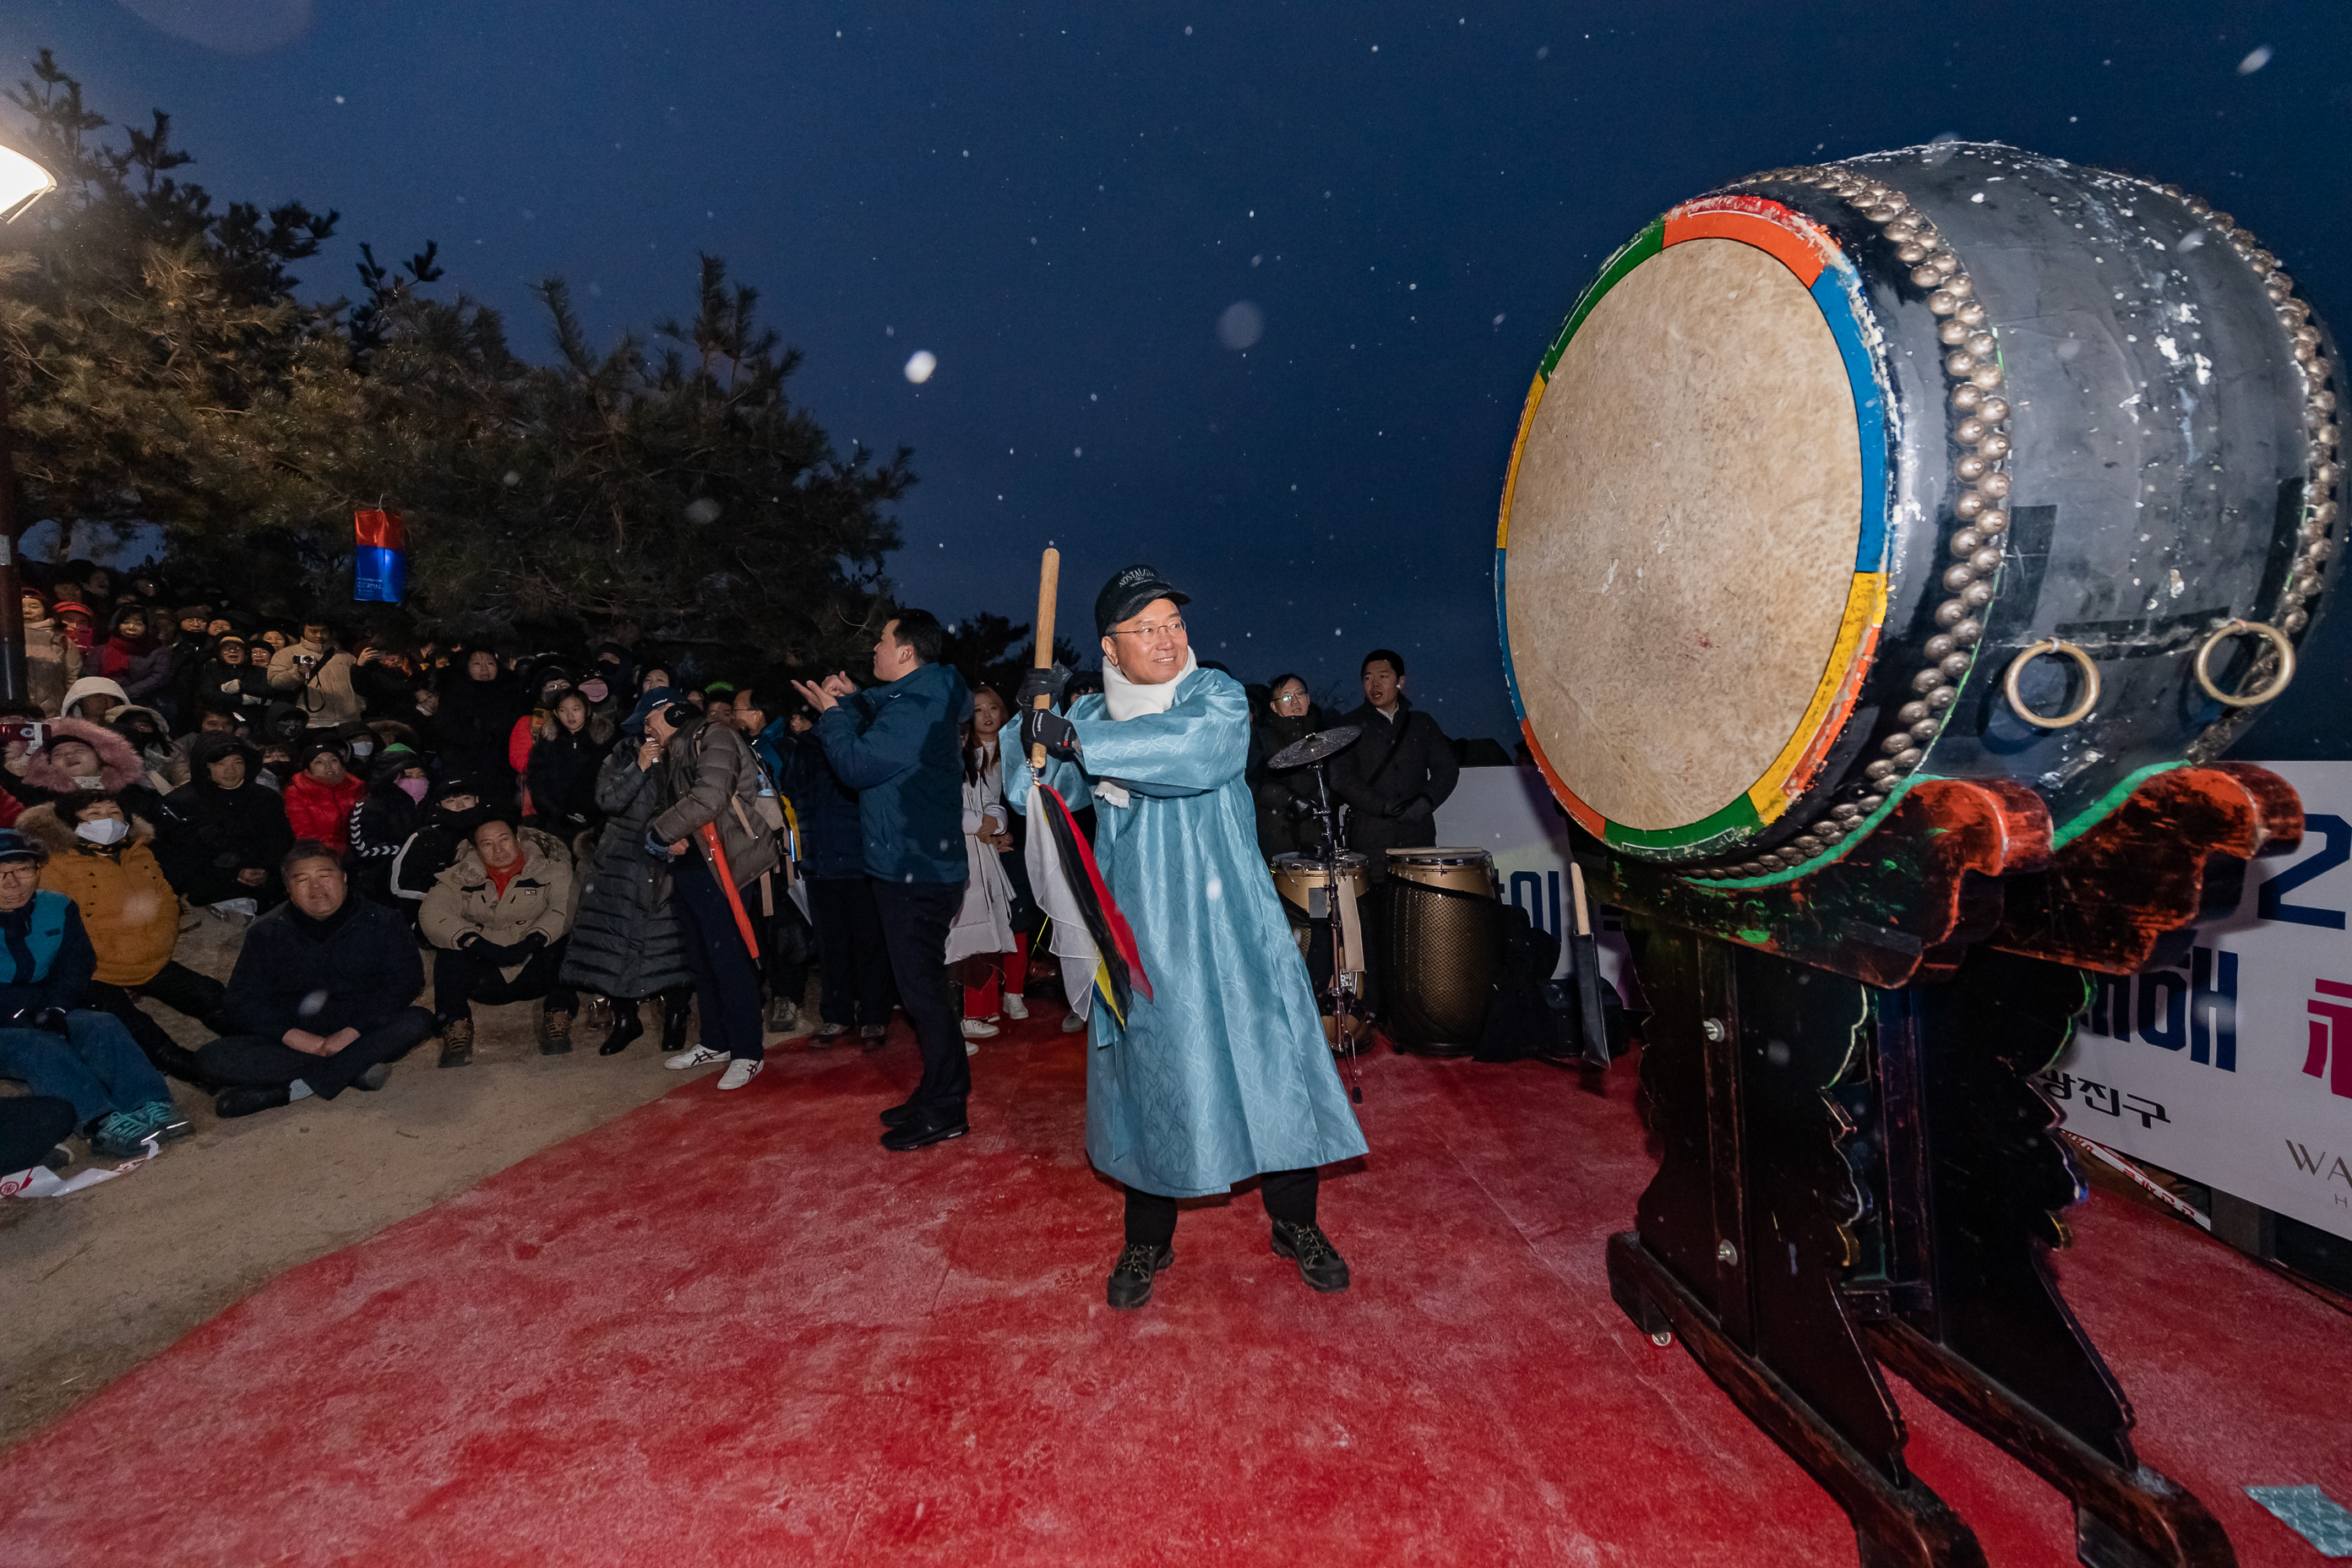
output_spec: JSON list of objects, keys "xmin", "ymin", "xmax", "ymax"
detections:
[
  {"xmin": 2192, "ymin": 618, "xmax": 2296, "ymax": 707},
  {"xmin": 2002, "ymin": 638, "xmax": 2101, "ymax": 729}
]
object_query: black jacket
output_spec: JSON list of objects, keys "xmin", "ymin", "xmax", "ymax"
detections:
[
  {"xmin": 1329, "ymin": 697, "xmax": 1460, "ymax": 859},
  {"xmin": 157, "ymin": 735, "xmax": 296, "ymax": 904},
  {"xmin": 221, "ymin": 895, "xmax": 423, "ymax": 1038},
  {"xmin": 525, "ymin": 725, "xmax": 611, "ymax": 836},
  {"xmin": 434, "ymin": 672, "xmax": 527, "ymax": 788},
  {"xmin": 1246, "ymin": 705, "xmax": 1332, "ymax": 858},
  {"xmin": 350, "ymin": 761, "xmax": 424, "ymax": 905}
]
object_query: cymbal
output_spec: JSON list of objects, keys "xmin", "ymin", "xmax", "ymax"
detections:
[{"xmin": 1266, "ymin": 725, "xmax": 1361, "ymax": 770}]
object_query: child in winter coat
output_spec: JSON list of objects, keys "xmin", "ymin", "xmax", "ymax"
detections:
[{"xmin": 281, "ymin": 739, "xmax": 366, "ymax": 855}]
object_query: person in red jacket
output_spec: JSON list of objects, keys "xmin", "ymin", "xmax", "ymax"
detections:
[{"xmin": 281, "ymin": 739, "xmax": 365, "ymax": 856}]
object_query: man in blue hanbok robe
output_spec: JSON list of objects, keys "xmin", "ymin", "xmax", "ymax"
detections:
[{"xmin": 1009, "ymin": 565, "xmax": 1367, "ymax": 1310}]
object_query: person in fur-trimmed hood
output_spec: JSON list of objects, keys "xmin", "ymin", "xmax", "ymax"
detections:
[
  {"xmin": 7, "ymin": 716, "xmax": 150, "ymax": 815},
  {"xmin": 19, "ymin": 792, "xmax": 229, "ymax": 1086}
]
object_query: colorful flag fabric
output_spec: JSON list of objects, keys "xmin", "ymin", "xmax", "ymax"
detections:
[
  {"xmin": 1023, "ymin": 779, "xmax": 1149, "ymax": 1026},
  {"xmin": 354, "ymin": 509, "xmax": 406, "ymax": 603}
]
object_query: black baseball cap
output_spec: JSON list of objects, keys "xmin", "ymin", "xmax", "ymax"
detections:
[{"xmin": 1095, "ymin": 564, "xmax": 1190, "ymax": 636}]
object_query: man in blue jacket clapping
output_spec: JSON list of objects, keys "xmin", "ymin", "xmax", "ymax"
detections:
[{"xmin": 793, "ymin": 609, "xmax": 972, "ymax": 1151}]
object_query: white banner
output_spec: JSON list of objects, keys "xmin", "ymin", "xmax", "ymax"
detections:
[
  {"xmin": 2050, "ymin": 760, "xmax": 2352, "ymax": 1243},
  {"xmin": 1433, "ymin": 767, "xmax": 1636, "ymax": 1001}
]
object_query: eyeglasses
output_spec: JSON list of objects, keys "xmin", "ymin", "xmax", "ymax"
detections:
[{"xmin": 1110, "ymin": 616, "xmax": 1185, "ymax": 640}]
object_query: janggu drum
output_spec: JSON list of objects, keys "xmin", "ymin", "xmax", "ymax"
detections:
[{"xmin": 1497, "ymin": 143, "xmax": 2338, "ymax": 875}]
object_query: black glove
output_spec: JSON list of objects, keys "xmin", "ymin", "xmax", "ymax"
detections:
[
  {"xmin": 516, "ymin": 932, "xmax": 547, "ymax": 954},
  {"xmin": 1285, "ymin": 796, "xmax": 1314, "ymax": 821},
  {"xmin": 1398, "ymin": 795, "xmax": 1435, "ymax": 824},
  {"xmin": 1015, "ymin": 663, "xmax": 1070, "ymax": 712},
  {"xmin": 1020, "ymin": 706, "xmax": 1080, "ymax": 761},
  {"xmin": 31, "ymin": 1007, "xmax": 69, "ymax": 1036},
  {"xmin": 457, "ymin": 931, "xmax": 489, "ymax": 953}
]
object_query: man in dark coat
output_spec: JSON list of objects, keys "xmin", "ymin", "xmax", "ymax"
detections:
[
  {"xmin": 156, "ymin": 732, "xmax": 296, "ymax": 910},
  {"xmin": 773, "ymin": 705, "xmax": 894, "ymax": 1047},
  {"xmin": 194, "ymin": 842, "xmax": 433, "ymax": 1118},
  {"xmin": 792, "ymin": 609, "xmax": 970, "ymax": 1152},
  {"xmin": 433, "ymin": 649, "xmax": 527, "ymax": 793},
  {"xmin": 1328, "ymin": 649, "xmax": 1460, "ymax": 870}
]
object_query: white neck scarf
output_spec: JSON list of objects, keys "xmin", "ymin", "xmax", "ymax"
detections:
[{"xmin": 1092, "ymin": 651, "xmax": 1197, "ymax": 806}]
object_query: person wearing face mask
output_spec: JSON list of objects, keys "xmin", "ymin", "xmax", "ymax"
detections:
[
  {"xmin": 349, "ymin": 747, "xmax": 431, "ymax": 907},
  {"xmin": 1008, "ymin": 566, "xmax": 1367, "ymax": 1310},
  {"xmin": 19, "ymin": 589, "xmax": 84, "ymax": 716},
  {"xmin": 155, "ymin": 732, "xmax": 295, "ymax": 913},
  {"xmin": 22, "ymin": 792, "xmax": 230, "ymax": 1086},
  {"xmin": 386, "ymin": 773, "xmax": 489, "ymax": 912}
]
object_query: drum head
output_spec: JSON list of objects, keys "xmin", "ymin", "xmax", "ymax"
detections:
[
  {"xmin": 1385, "ymin": 847, "xmax": 1492, "ymax": 867},
  {"xmin": 1500, "ymin": 204, "xmax": 1887, "ymax": 858}
]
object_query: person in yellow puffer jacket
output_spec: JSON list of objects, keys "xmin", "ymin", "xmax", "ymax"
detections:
[{"xmin": 20, "ymin": 792, "xmax": 229, "ymax": 1086}]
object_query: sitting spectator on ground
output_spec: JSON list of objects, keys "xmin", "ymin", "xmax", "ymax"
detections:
[
  {"xmin": 156, "ymin": 732, "xmax": 295, "ymax": 912},
  {"xmin": 21, "ymin": 589, "xmax": 83, "ymax": 716},
  {"xmin": 282, "ymin": 738, "xmax": 365, "ymax": 855},
  {"xmin": 60, "ymin": 674, "xmax": 127, "ymax": 725},
  {"xmin": 109, "ymin": 700, "xmax": 190, "ymax": 798},
  {"xmin": 349, "ymin": 745, "xmax": 429, "ymax": 906},
  {"xmin": 7, "ymin": 717, "xmax": 147, "ymax": 814},
  {"xmin": 196, "ymin": 842, "xmax": 433, "ymax": 1118},
  {"xmin": 387, "ymin": 773, "xmax": 486, "ymax": 912},
  {"xmin": 420, "ymin": 814, "xmax": 578, "ymax": 1064},
  {"xmin": 265, "ymin": 617, "xmax": 363, "ymax": 731},
  {"xmin": 0, "ymin": 1093, "xmax": 76, "ymax": 1177},
  {"xmin": 0, "ymin": 828, "xmax": 188, "ymax": 1157},
  {"xmin": 197, "ymin": 632, "xmax": 270, "ymax": 721},
  {"xmin": 22, "ymin": 792, "xmax": 228, "ymax": 1086},
  {"xmin": 96, "ymin": 603, "xmax": 172, "ymax": 712}
]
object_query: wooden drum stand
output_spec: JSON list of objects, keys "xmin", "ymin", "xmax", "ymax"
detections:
[{"xmin": 1596, "ymin": 764, "xmax": 2301, "ymax": 1568}]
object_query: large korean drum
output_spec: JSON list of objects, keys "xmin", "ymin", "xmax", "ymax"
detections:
[{"xmin": 1497, "ymin": 143, "xmax": 2340, "ymax": 878}]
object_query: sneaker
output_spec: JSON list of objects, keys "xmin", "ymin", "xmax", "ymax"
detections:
[
  {"xmin": 879, "ymin": 1116, "xmax": 968, "ymax": 1152},
  {"xmin": 437, "ymin": 1015, "xmax": 475, "ymax": 1070},
  {"xmin": 1270, "ymin": 1219, "xmax": 1351, "ymax": 1293},
  {"xmin": 665, "ymin": 1043, "xmax": 729, "ymax": 1072},
  {"xmin": 764, "ymin": 995, "xmax": 802, "ymax": 1033},
  {"xmin": 1001, "ymin": 994, "xmax": 1029, "ymax": 1020},
  {"xmin": 961, "ymin": 1017, "xmax": 999, "ymax": 1040},
  {"xmin": 808, "ymin": 1022, "xmax": 852, "ymax": 1050},
  {"xmin": 40, "ymin": 1145, "xmax": 71, "ymax": 1172},
  {"xmin": 87, "ymin": 1111, "xmax": 155, "ymax": 1160},
  {"xmin": 858, "ymin": 1024, "xmax": 889, "ymax": 1051},
  {"xmin": 541, "ymin": 1010, "xmax": 574, "ymax": 1056},
  {"xmin": 353, "ymin": 1062, "xmax": 394, "ymax": 1092},
  {"xmin": 127, "ymin": 1100, "xmax": 191, "ymax": 1144},
  {"xmin": 1106, "ymin": 1242, "xmax": 1173, "ymax": 1310},
  {"xmin": 716, "ymin": 1058, "xmax": 764, "ymax": 1091},
  {"xmin": 1061, "ymin": 1012, "xmax": 1086, "ymax": 1034}
]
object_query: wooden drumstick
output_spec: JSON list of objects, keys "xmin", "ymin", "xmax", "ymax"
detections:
[{"xmin": 1030, "ymin": 547, "xmax": 1059, "ymax": 774}]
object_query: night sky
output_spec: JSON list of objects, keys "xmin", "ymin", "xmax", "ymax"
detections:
[{"xmin": 5, "ymin": 2, "xmax": 2349, "ymax": 749}]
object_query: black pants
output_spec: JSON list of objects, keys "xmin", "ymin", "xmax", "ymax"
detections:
[
  {"xmin": 196, "ymin": 1007, "xmax": 436, "ymax": 1100},
  {"xmin": 0, "ymin": 1095, "xmax": 76, "ymax": 1173},
  {"xmin": 873, "ymin": 878, "xmax": 966, "ymax": 1120},
  {"xmin": 809, "ymin": 875, "xmax": 894, "ymax": 1027},
  {"xmin": 1124, "ymin": 1168, "xmax": 1320, "ymax": 1248},
  {"xmin": 432, "ymin": 937, "xmax": 577, "ymax": 1021},
  {"xmin": 87, "ymin": 961, "xmax": 230, "ymax": 1081},
  {"xmin": 672, "ymin": 854, "xmax": 765, "ymax": 1061},
  {"xmin": 760, "ymin": 890, "xmax": 814, "ymax": 1012}
]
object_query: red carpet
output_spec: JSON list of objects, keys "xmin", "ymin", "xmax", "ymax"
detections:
[{"xmin": 3, "ymin": 1017, "xmax": 2346, "ymax": 1566}]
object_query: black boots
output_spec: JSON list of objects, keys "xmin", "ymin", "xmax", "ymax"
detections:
[
  {"xmin": 600, "ymin": 999, "xmax": 645, "ymax": 1056},
  {"xmin": 1106, "ymin": 1243, "xmax": 1173, "ymax": 1310},
  {"xmin": 661, "ymin": 992, "xmax": 693, "ymax": 1053},
  {"xmin": 1270, "ymin": 1219, "xmax": 1351, "ymax": 1293}
]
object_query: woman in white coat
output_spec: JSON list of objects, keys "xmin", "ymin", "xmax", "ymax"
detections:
[{"xmin": 947, "ymin": 688, "xmax": 1021, "ymax": 1043}]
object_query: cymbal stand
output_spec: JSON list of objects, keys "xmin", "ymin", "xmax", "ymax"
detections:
[{"xmin": 1306, "ymin": 760, "xmax": 1365, "ymax": 1102}]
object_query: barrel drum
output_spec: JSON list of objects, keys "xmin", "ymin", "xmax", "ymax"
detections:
[
  {"xmin": 1383, "ymin": 848, "xmax": 1501, "ymax": 1053},
  {"xmin": 1497, "ymin": 143, "xmax": 2340, "ymax": 879}
]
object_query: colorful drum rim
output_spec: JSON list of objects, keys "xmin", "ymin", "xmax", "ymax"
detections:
[{"xmin": 1495, "ymin": 196, "xmax": 1892, "ymax": 863}]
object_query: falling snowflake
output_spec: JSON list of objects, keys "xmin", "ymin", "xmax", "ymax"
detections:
[
  {"xmin": 904, "ymin": 351, "xmax": 938, "ymax": 384},
  {"xmin": 2237, "ymin": 45, "xmax": 2273, "ymax": 74}
]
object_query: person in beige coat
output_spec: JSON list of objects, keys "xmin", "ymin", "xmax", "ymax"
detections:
[
  {"xmin": 20, "ymin": 590, "xmax": 84, "ymax": 716},
  {"xmin": 265, "ymin": 618, "xmax": 363, "ymax": 732},
  {"xmin": 418, "ymin": 815, "xmax": 576, "ymax": 1065}
]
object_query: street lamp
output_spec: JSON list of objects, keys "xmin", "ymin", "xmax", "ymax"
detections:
[{"xmin": 0, "ymin": 139, "xmax": 56, "ymax": 706}]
